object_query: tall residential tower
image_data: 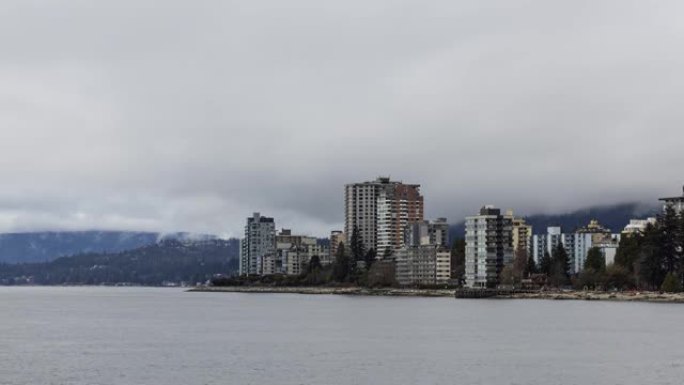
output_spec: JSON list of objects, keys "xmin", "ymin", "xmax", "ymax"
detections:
[
  {"xmin": 344, "ymin": 177, "xmax": 424, "ymax": 256},
  {"xmin": 464, "ymin": 206, "xmax": 513, "ymax": 288},
  {"xmin": 239, "ymin": 212, "xmax": 276, "ymax": 276}
]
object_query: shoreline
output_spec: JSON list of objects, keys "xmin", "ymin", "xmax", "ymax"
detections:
[{"xmin": 189, "ymin": 286, "xmax": 684, "ymax": 303}]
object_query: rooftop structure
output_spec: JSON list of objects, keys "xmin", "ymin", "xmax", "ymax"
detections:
[{"xmin": 659, "ymin": 185, "xmax": 684, "ymax": 214}]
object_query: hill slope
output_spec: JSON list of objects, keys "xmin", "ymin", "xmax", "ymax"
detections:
[
  {"xmin": 0, "ymin": 231, "xmax": 224, "ymax": 264},
  {"xmin": 0, "ymin": 239, "xmax": 239, "ymax": 286}
]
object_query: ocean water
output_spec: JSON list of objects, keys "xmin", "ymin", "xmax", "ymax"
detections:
[{"xmin": 1, "ymin": 287, "xmax": 683, "ymax": 385}]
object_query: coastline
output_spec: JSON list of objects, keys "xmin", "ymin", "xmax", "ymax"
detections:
[
  {"xmin": 188, "ymin": 286, "xmax": 454, "ymax": 297},
  {"xmin": 189, "ymin": 286, "xmax": 684, "ymax": 303}
]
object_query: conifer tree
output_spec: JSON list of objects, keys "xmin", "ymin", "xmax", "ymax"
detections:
[
  {"xmin": 350, "ymin": 226, "xmax": 365, "ymax": 263},
  {"xmin": 540, "ymin": 251, "xmax": 552, "ymax": 276},
  {"xmin": 332, "ymin": 242, "xmax": 350, "ymax": 282},
  {"xmin": 615, "ymin": 233, "xmax": 642, "ymax": 273},
  {"xmin": 659, "ymin": 205, "xmax": 680, "ymax": 274},
  {"xmin": 364, "ymin": 248, "xmax": 377, "ymax": 269},
  {"xmin": 639, "ymin": 223, "xmax": 665, "ymax": 290},
  {"xmin": 584, "ymin": 247, "xmax": 605, "ymax": 272},
  {"xmin": 550, "ymin": 242, "xmax": 571, "ymax": 286},
  {"xmin": 526, "ymin": 251, "xmax": 538, "ymax": 276}
]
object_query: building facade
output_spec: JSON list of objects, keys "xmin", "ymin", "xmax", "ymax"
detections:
[
  {"xmin": 345, "ymin": 177, "xmax": 424, "ymax": 256},
  {"xmin": 403, "ymin": 218, "xmax": 450, "ymax": 249},
  {"xmin": 276, "ymin": 230, "xmax": 320, "ymax": 275},
  {"xmin": 329, "ymin": 230, "xmax": 346, "ymax": 257},
  {"xmin": 394, "ymin": 245, "xmax": 451, "ymax": 286},
  {"xmin": 622, "ymin": 218, "xmax": 657, "ymax": 236},
  {"xmin": 239, "ymin": 212, "xmax": 276, "ymax": 276},
  {"xmin": 659, "ymin": 186, "xmax": 684, "ymax": 215},
  {"xmin": 464, "ymin": 206, "xmax": 514, "ymax": 288},
  {"xmin": 511, "ymin": 214, "xmax": 532, "ymax": 256}
]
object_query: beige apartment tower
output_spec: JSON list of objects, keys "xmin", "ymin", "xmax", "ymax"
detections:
[{"xmin": 344, "ymin": 177, "xmax": 424, "ymax": 256}]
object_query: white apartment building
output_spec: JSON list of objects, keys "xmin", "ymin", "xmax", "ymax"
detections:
[
  {"xmin": 465, "ymin": 206, "xmax": 514, "ymax": 288},
  {"xmin": 239, "ymin": 213, "xmax": 276, "ymax": 276},
  {"xmin": 622, "ymin": 218, "xmax": 657, "ymax": 235}
]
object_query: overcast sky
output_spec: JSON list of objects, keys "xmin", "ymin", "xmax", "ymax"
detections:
[{"xmin": 1, "ymin": 1, "xmax": 683, "ymax": 237}]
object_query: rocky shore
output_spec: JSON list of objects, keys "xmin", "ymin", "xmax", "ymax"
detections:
[
  {"xmin": 189, "ymin": 286, "xmax": 454, "ymax": 297},
  {"xmin": 189, "ymin": 286, "xmax": 684, "ymax": 302}
]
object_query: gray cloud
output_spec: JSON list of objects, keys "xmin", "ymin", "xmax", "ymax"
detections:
[{"xmin": 1, "ymin": 0, "xmax": 683, "ymax": 237}]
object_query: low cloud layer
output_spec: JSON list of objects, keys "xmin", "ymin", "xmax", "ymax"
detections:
[{"xmin": 1, "ymin": 1, "xmax": 682, "ymax": 237}]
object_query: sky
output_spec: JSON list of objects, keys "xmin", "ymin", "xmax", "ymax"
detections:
[{"xmin": 1, "ymin": 0, "xmax": 683, "ymax": 238}]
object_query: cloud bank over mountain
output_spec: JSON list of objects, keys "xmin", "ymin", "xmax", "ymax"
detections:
[{"xmin": 1, "ymin": 1, "xmax": 683, "ymax": 236}]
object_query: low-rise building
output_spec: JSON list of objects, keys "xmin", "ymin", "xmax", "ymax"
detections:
[
  {"xmin": 329, "ymin": 231, "xmax": 346, "ymax": 257},
  {"xmin": 394, "ymin": 245, "xmax": 450, "ymax": 286},
  {"xmin": 622, "ymin": 218, "xmax": 657, "ymax": 236}
]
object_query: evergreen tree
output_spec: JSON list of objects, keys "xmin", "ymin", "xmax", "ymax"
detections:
[
  {"xmin": 307, "ymin": 255, "xmax": 322, "ymax": 273},
  {"xmin": 526, "ymin": 251, "xmax": 538, "ymax": 276},
  {"xmin": 364, "ymin": 248, "xmax": 377, "ymax": 269},
  {"xmin": 550, "ymin": 242, "xmax": 570, "ymax": 286},
  {"xmin": 513, "ymin": 248, "xmax": 528, "ymax": 281},
  {"xmin": 614, "ymin": 233, "xmax": 642, "ymax": 273},
  {"xmin": 639, "ymin": 223, "xmax": 665, "ymax": 290},
  {"xmin": 450, "ymin": 238, "xmax": 466, "ymax": 282},
  {"xmin": 659, "ymin": 205, "xmax": 680, "ymax": 274},
  {"xmin": 584, "ymin": 247, "xmax": 606, "ymax": 272},
  {"xmin": 350, "ymin": 226, "xmax": 365, "ymax": 263},
  {"xmin": 382, "ymin": 247, "xmax": 393, "ymax": 260},
  {"xmin": 332, "ymin": 242, "xmax": 350, "ymax": 282},
  {"xmin": 539, "ymin": 251, "xmax": 552, "ymax": 275},
  {"xmin": 661, "ymin": 272, "xmax": 683, "ymax": 293}
]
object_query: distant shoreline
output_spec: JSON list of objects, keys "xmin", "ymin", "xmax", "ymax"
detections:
[{"xmin": 189, "ymin": 286, "xmax": 684, "ymax": 302}]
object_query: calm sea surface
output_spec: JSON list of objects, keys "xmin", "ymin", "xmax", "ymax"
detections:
[{"xmin": 1, "ymin": 287, "xmax": 683, "ymax": 385}]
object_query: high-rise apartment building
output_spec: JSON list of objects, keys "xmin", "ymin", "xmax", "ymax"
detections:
[
  {"xmin": 510, "ymin": 213, "xmax": 532, "ymax": 256},
  {"xmin": 239, "ymin": 212, "xmax": 276, "ymax": 276},
  {"xmin": 345, "ymin": 177, "xmax": 423, "ymax": 256},
  {"xmin": 464, "ymin": 206, "xmax": 513, "ymax": 288}
]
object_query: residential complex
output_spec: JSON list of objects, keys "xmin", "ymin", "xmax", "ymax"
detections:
[
  {"xmin": 345, "ymin": 177, "xmax": 424, "ymax": 256},
  {"xmin": 239, "ymin": 213, "xmax": 276, "ymax": 276},
  {"xmin": 532, "ymin": 220, "xmax": 619, "ymax": 274},
  {"xmin": 237, "ymin": 182, "xmax": 682, "ymax": 289},
  {"xmin": 464, "ymin": 206, "xmax": 513, "ymax": 288},
  {"xmin": 276, "ymin": 230, "xmax": 327, "ymax": 275},
  {"xmin": 393, "ymin": 217, "xmax": 451, "ymax": 286}
]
